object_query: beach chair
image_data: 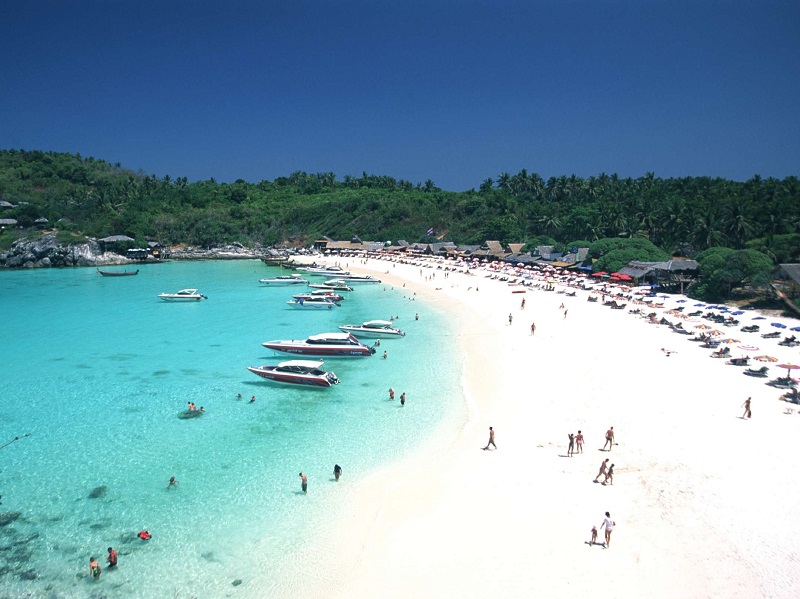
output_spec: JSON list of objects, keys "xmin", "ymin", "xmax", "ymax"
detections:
[{"xmin": 743, "ymin": 366, "xmax": 769, "ymax": 378}]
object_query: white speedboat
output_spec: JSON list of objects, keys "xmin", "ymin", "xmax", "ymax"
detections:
[
  {"xmin": 286, "ymin": 297, "xmax": 340, "ymax": 309},
  {"xmin": 247, "ymin": 360, "xmax": 339, "ymax": 387},
  {"xmin": 262, "ymin": 332, "xmax": 376, "ymax": 357},
  {"xmin": 259, "ymin": 274, "xmax": 308, "ymax": 286},
  {"xmin": 158, "ymin": 288, "xmax": 207, "ymax": 302},
  {"xmin": 339, "ymin": 320, "xmax": 405, "ymax": 339},
  {"xmin": 307, "ymin": 279, "xmax": 354, "ymax": 292},
  {"xmin": 336, "ymin": 274, "xmax": 381, "ymax": 284},
  {"xmin": 293, "ymin": 290, "xmax": 345, "ymax": 302},
  {"xmin": 295, "ymin": 265, "xmax": 351, "ymax": 277}
]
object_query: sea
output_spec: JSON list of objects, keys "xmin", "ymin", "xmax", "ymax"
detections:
[{"xmin": 0, "ymin": 259, "xmax": 465, "ymax": 598}]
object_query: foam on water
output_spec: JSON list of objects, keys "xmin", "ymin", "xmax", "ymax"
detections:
[{"xmin": 0, "ymin": 260, "xmax": 464, "ymax": 597}]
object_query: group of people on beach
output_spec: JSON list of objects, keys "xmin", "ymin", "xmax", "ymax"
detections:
[
  {"xmin": 566, "ymin": 430, "xmax": 584, "ymax": 456},
  {"xmin": 590, "ymin": 512, "xmax": 616, "ymax": 548}
]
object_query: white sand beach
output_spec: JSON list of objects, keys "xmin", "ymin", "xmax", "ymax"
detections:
[{"xmin": 296, "ymin": 255, "xmax": 800, "ymax": 599}]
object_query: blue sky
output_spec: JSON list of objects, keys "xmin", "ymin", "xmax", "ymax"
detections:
[{"xmin": 2, "ymin": 0, "xmax": 798, "ymax": 190}]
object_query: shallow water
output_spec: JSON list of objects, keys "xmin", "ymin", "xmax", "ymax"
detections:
[{"xmin": 0, "ymin": 260, "xmax": 463, "ymax": 597}]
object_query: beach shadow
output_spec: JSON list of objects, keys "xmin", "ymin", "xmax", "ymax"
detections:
[
  {"xmin": 584, "ymin": 541, "xmax": 604, "ymax": 547},
  {"xmin": 558, "ymin": 454, "xmax": 572, "ymax": 458}
]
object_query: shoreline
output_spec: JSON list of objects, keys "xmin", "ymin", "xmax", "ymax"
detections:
[{"xmin": 294, "ymin": 255, "xmax": 800, "ymax": 598}]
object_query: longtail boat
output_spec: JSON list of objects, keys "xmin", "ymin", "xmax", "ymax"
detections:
[{"xmin": 97, "ymin": 269, "xmax": 139, "ymax": 277}]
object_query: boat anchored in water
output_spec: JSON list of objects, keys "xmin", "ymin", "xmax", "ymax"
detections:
[
  {"xmin": 259, "ymin": 274, "xmax": 309, "ymax": 286},
  {"xmin": 262, "ymin": 332, "xmax": 376, "ymax": 357},
  {"xmin": 247, "ymin": 359, "xmax": 340, "ymax": 387},
  {"xmin": 336, "ymin": 273, "xmax": 381, "ymax": 284},
  {"xmin": 286, "ymin": 297, "xmax": 341, "ymax": 309},
  {"xmin": 292, "ymin": 290, "xmax": 346, "ymax": 302},
  {"xmin": 158, "ymin": 288, "xmax": 207, "ymax": 302},
  {"xmin": 295, "ymin": 265, "xmax": 351, "ymax": 277},
  {"xmin": 97, "ymin": 268, "xmax": 139, "ymax": 276},
  {"xmin": 339, "ymin": 320, "xmax": 405, "ymax": 339},
  {"xmin": 307, "ymin": 279, "xmax": 354, "ymax": 292}
]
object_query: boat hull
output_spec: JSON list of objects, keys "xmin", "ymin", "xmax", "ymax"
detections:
[
  {"xmin": 97, "ymin": 269, "xmax": 139, "ymax": 277},
  {"xmin": 259, "ymin": 280, "xmax": 309, "ymax": 286},
  {"xmin": 159, "ymin": 295, "xmax": 205, "ymax": 302},
  {"xmin": 338, "ymin": 326, "xmax": 405, "ymax": 339},
  {"xmin": 262, "ymin": 342, "xmax": 375, "ymax": 358},
  {"xmin": 286, "ymin": 300, "xmax": 339, "ymax": 309},
  {"xmin": 247, "ymin": 367, "xmax": 338, "ymax": 387}
]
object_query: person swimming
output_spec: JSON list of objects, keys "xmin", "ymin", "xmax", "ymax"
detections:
[{"xmin": 138, "ymin": 530, "xmax": 151, "ymax": 540}]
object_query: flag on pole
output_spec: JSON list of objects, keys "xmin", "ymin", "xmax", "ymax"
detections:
[{"xmin": 426, "ymin": 227, "xmax": 434, "ymax": 236}]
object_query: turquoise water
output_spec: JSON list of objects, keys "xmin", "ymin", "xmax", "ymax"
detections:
[{"xmin": 0, "ymin": 260, "xmax": 464, "ymax": 598}]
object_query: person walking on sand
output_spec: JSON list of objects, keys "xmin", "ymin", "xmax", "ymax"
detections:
[
  {"xmin": 590, "ymin": 525, "xmax": 598, "ymax": 546},
  {"xmin": 299, "ymin": 472, "xmax": 308, "ymax": 494},
  {"xmin": 508, "ymin": 313, "xmax": 513, "ymax": 325},
  {"xmin": 576, "ymin": 430, "xmax": 584, "ymax": 453},
  {"xmin": 483, "ymin": 426, "xmax": 497, "ymax": 450},
  {"xmin": 603, "ymin": 427, "xmax": 615, "ymax": 451},
  {"xmin": 567, "ymin": 433, "xmax": 575, "ymax": 457},
  {"xmin": 600, "ymin": 512, "xmax": 616, "ymax": 547},
  {"xmin": 530, "ymin": 322, "xmax": 536, "ymax": 336},
  {"xmin": 742, "ymin": 397, "xmax": 752, "ymax": 419},
  {"xmin": 521, "ymin": 297, "xmax": 526, "ymax": 309},
  {"xmin": 603, "ymin": 463, "xmax": 615, "ymax": 485},
  {"xmin": 594, "ymin": 458, "xmax": 609, "ymax": 482},
  {"xmin": 563, "ymin": 308, "xmax": 568, "ymax": 319}
]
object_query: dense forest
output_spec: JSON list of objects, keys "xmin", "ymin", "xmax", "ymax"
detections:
[{"xmin": 1, "ymin": 149, "xmax": 799, "ymax": 267}]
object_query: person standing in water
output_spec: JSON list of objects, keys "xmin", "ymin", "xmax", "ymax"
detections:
[
  {"xmin": 333, "ymin": 464, "xmax": 342, "ymax": 481},
  {"xmin": 89, "ymin": 557, "xmax": 101, "ymax": 580},
  {"xmin": 400, "ymin": 392, "xmax": 406, "ymax": 406},
  {"xmin": 299, "ymin": 472, "xmax": 308, "ymax": 494},
  {"xmin": 106, "ymin": 547, "xmax": 118, "ymax": 569}
]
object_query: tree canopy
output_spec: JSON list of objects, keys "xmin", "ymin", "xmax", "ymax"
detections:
[{"xmin": 1, "ymin": 150, "xmax": 799, "ymax": 262}]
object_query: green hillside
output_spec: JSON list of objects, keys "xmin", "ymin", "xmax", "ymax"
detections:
[{"xmin": 1, "ymin": 149, "xmax": 799, "ymax": 263}]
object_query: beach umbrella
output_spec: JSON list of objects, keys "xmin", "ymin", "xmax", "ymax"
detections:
[
  {"xmin": 694, "ymin": 303, "xmax": 706, "ymax": 307},
  {"xmin": 772, "ymin": 323, "xmax": 787, "ymax": 329},
  {"xmin": 676, "ymin": 299, "xmax": 687, "ymax": 303},
  {"xmin": 709, "ymin": 330, "xmax": 723, "ymax": 336},
  {"xmin": 754, "ymin": 355, "xmax": 777, "ymax": 362},
  {"xmin": 791, "ymin": 326, "xmax": 800, "ymax": 332},
  {"xmin": 737, "ymin": 345, "xmax": 758, "ymax": 351},
  {"xmin": 778, "ymin": 364, "xmax": 800, "ymax": 377},
  {"xmin": 752, "ymin": 316, "xmax": 766, "ymax": 320},
  {"xmin": 720, "ymin": 338, "xmax": 740, "ymax": 344},
  {"xmin": 731, "ymin": 311, "xmax": 744, "ymax": 315},
  {"xmin": 694, "ymin": 324, "xmax": 713, "ymax": 330}
]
